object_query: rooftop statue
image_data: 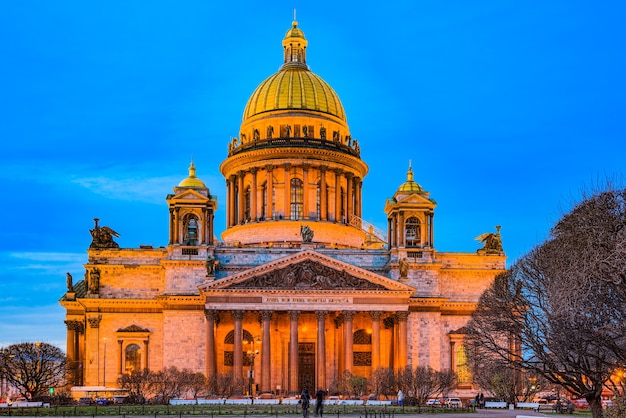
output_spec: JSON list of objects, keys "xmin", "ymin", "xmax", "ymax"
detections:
[
  {"xmin": 89, "ymin": 218, "xmax": 120, "ymax": 249},
  {"xmin": 301, "ymin": 225, "xmax": 314, "ymax": 243},
  {"xmin": 475, "ymin": 225, "xmax": 504, "ymax": 254}
]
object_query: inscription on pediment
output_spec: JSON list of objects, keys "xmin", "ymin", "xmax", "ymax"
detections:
[{"xmin": 230, "ymin": 259, "xmax": 387, "ymax": 290}]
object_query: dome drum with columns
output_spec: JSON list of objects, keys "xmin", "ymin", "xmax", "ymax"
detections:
[{"xmin": 60, "ymin": 18, "xmax": 506, "ymax": 401}]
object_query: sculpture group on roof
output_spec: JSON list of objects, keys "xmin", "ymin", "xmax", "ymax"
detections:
[
  {"xmin": 475, "ymin": 225, "xmax": 504, "ymax": 254},
  {"xmin": 89, "ymin": 218, "xmax": 120, "ymax": 249}
]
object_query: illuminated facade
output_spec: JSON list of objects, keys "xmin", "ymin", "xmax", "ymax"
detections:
[{"xmin": 60, "ymin": 20, "xmax": 506, "ymax": 398}]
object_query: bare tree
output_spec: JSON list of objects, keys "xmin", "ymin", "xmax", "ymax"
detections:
[
  {"xmin": 338, "ymin": 371, "xmax": 367, "ymax": 399},
  {"xmin": 369, "ymin": 367, "xmax": 394, "ymax": 400},
  {"xmin": 465, "ymin": 186, "xmax": 626, "ymax": 418},
  {"xmin": 0, "ymin": 342, "xmax": 65, "ymax": 400},
  {"xmin": 185, "ymin": 372, "xmax": 207, "ymax": 402},
  {"xmin": 118, "ymin": 368, "xmax": 153, "ymax": 403}
]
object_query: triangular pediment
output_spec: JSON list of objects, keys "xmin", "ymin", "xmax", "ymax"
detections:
[
  {"xmin": 116, "ymin": 324, "xmax": 150, "ymax": 333},
  {"xmin": 171, "ymin": 189, "xmax": 208, "ymax": 201},
  {"xmin": 200, "ymin": 250, "xmax": 414, "ymax": 293}
]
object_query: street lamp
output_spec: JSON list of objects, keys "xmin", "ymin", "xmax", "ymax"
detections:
[{"xmin": 244, "ymin": 336, "xmax": 261, "ymax": 397}]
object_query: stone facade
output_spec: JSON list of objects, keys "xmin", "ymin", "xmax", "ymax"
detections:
[{"xmin": 59, "ymin": 19, "xmax": 506, "ymax": 399}]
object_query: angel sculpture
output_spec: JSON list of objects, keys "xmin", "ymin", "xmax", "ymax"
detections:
[
  {"xmin": 475, "ymin": 225, "xmax": 503, "ymax": 254},
  {"xmin": 89, "ymin": 218, "xmax": 120, "ymax": 249}
]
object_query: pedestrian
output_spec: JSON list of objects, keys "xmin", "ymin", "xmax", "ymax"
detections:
[
  {"xmin": 315, "ymin": 389, "xmax": 325, "ymax": 417},
  {"xmin": 397, "ymin": 389, "xmax": 404, "ymax": 406},
  {"xmin": 301, "ymin": 389, "xmax": 311, "ymax": 418}
]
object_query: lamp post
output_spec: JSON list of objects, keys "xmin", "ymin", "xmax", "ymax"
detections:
[{"xmin": 245, "ymin": 336, "xmax": 260, "ymax": 398}]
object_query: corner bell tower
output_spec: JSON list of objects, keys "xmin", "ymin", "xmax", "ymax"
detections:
[{"xmin": 166, "ymin": 162, "xmax": 218, "ymax": 246}]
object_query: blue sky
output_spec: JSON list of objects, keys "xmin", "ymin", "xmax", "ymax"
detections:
[{"xmin": 1, "ymin": 1, "xmax": 624, "ymax": 351}]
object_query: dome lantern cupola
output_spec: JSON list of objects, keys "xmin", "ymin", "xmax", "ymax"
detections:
[{"xmin": 282, "ymin": 19, "xmax": 308, "ymax": 69}]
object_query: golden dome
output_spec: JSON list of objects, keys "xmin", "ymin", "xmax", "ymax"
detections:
[
  {"xmin": 397, "ymin": 164, "xmax": 423, "ymax": 193},
  {"xmin": 178, "ymin": 161, "xmax": 207, "ymax": 188},
  {"xmin": 243, "ymin": 69, "xmax": 346, "ymax": 121},
  {"xmin": 242, "ymin": 20, "xmax": 346, "ymax": 122}
]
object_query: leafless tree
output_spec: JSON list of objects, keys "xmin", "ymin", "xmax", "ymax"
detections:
[
  {"xmin": 117, "ymin": 368, "xmax": 153, "ymax": 403},
  {"xmin": 466, "ymin": 188, "xmax": 626, "ymax": 418},
  {"xmin": 185, "ymin": 372, "xmax": 207, "ymax": 402},
  {"xmin": 0, "ymin": 342, "xmax": 66, "ymax": 400},
  {"xmin": 338, "ymin": 371, "xmax": 367, "ymax": 399},
  {"xmin": 369, "ymin": 367, "xmax": 394, "ymax": 400}
]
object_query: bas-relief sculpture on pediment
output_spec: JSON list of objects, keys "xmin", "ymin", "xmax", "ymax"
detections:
[{"xmin": 228, "ymin": 259, "xmax": 387, "ymax": 291}]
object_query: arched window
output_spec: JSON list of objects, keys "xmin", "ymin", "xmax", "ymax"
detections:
[
  {"xmin": 184, "ymin": 215, "xmax": 199, "ymax": 246},
  {"xmin": 353, "ymin": 329, "xmax": 372, "ymax": 366},
  {"xmin": 125, "ymin": 344, "xmax": 141, "ymax": 374},
  {"xmin": 223, "ymin": 329, "xmax": 255, "ymax": 366},
  {"xmin": 405, "ymin": 217, "xmax": 421, "ymax": 247},
  {"xmin": 290, "ymin": 178, "xmax": 303, "ymax": 220},
  {"xmin": 244, "ymin": 186, "xmax": 251, "ymax": 222}
]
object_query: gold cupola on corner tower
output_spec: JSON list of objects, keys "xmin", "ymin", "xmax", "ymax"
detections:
[
  {"xmin": 166, "ymin": 161, "xmax": 217, "ymax": 247},
  {"xmin": 384, "ymin": 163, "xmax": 437, "ymax": 254},
  {"xmin": 219, "ymin": 19, "xmax": 371, "ymax": 249}
]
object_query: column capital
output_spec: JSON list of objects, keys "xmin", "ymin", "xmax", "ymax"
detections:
[
  {"xmin": 87, "ymin": 315, "xmax": 102, "ymax": 328},
  {"xmin": 302, "ymin": 163, "xmax": 311, "ymax": 171},
  {"xmin": 319, "ymin": 165, "xmax": 328, "ymax": 173},
  {"xmin": 397, "ymin": 311, "xmax": 409, "ymax": 322},
  {"xmin": 345, "ymin": 172, "xmax": 354, "ymax": 179},
  {"xmin": 343, "ymin": 310, "xmax": 354, "ymax": 321},
  {"xmin": 259, "ymin": 311, "xmax": 273, "ymax": 321},
  {"xmin": 265, "ymin": 164, "xmax": 274, "ymax": 172},
  {"xmin": 232, "ymin": 310, "xmax": 246, "ymax": 321},
  {"xmin": 250, "ymin": 167, "xmax": 259, "ymax": 175},
  {"xmin": 289, "ymin": 310, "xmax": 300, "ymax": 320},
  {"xmin": 283, "ymin": 163, "xmax": 292, "ymax": 171},
  {"xmin": 205, "ymin": 310, "xmax": 220, "ymax": 322},
  {"xmin": 369, "ymin": 311, "xmax": 382, "ymax": 321},
  {"xmin": 316, "ymin": 310, "xmax": 327, "ymax": 321}
]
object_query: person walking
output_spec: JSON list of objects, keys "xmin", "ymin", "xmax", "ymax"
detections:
[
  {"xmin": 301, "ymin": 389, "xmax": 311, "ymax": 418},
  {"xmin": 315, "ymin": 389, "xmax": 325, "ymax": 417},
  {"xmin": 397, "ymin": 389, "xmax": 404, "ymax": 406}
]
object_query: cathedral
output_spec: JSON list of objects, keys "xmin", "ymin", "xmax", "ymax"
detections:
[{"xmin": 60, "ymin": 19, "xmax": 506, "ymax": 399}]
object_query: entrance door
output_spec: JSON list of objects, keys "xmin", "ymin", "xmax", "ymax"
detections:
[{"xmin": 298, "ymin": 342, "xmax": 315, "ymax": 391}]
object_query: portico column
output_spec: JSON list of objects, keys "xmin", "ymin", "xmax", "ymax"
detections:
[
  {"xmin": 370, "ymin": 312, "xmax": 381, "ymax": 370},
  {"xmin": 250, "ymin": 168, "xmax": 258, "ymax": 221},
  {"xmin": 260, "ymin": 311, "xmax": 272, "ymax": 393},
  {"xmin": 397, "ymin": 311, "xmax": 408, "ymax": 369},
  {"xmin": 289, "ymin": 311, "xmax": 300, "ymax": 394},
  {"xmin": 319, "ymin": 166, "xmax": 327, "ymax": 221},
  {"xmin": 233, "ymin": 310, "xmax": 245, "ymax": 387},
  {"xmin": 343, "ymin": 311, "xmax": 354, "ymax": 373},
  {"xmin": 205, "ymin": 310, "xmax": 218, "ymax": 384},
  {"xmin": 316, "ymin": 311, "xmax": 327, "ymax": 389}
]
